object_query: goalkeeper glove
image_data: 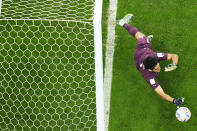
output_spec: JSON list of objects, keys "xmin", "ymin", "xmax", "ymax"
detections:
[
  {"xmin": 173, "ymin": 97, "xmax": 184, "ymax": 107},
  {"xmin": 164, "ymin": 63, "xmax": 177, "ymax": 72}
]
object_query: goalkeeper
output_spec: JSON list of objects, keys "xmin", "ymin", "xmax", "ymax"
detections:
[{"xmin": 118, "ymin": 14, "xmax": 183, "ymax": 107}]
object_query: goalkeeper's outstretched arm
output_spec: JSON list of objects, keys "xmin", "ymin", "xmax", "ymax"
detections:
[
  {"xmin": 167, "ymin": 54, "xmax": 179, "ymax": 65},
  {"xmin": 154, "ymin": 85, "xmax": 184, "ymax": 106},
  {"xmin": 154, "ymin": 85, "xmax": 174, "ymax": 102}
]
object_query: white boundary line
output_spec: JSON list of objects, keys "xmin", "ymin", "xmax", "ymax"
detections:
[
  {"xmin": 93, "ymin": 0, "xmax": 104, "ymax": 131},
  {"xmin": 104, "ymin": 0, "xmax": 118, "ymax": 130}
]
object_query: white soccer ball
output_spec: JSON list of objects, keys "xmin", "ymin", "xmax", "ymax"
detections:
[{"xmin": 176, "ymin": 107, "xmax": 191, "ymax": 122}]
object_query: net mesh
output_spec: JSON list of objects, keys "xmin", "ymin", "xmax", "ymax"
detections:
[
  {"xmin": 0, "ymin": 0, "xmax": 94, "ymax": 22},
  {"xmin": 0, "ymin": 0, "xmax": 97, "ymax": 131}
]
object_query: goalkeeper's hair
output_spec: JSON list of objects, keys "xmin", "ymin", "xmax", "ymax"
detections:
[{"xmin": 143, "ymin": 56, "xmax": 158, "ymax": 70}]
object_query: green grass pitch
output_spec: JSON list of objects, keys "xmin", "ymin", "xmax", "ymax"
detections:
[{"xmin": 103, "ymin": 0, "xmax": 197, "ymax": 131}]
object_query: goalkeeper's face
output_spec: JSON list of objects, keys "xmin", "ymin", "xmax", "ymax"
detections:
[{"xmin": 152, "ymin": 63, "xmax": 161, "ymax": 72}]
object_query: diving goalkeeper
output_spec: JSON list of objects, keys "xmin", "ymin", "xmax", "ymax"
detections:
[{"xmin": 118, "ymin": 14, "xmax": 184, "ymax": 107}]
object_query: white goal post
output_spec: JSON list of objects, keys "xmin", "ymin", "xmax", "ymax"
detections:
[{"xmin": 93, "ymin": 0, "xmax": 105, "ymax": 130}]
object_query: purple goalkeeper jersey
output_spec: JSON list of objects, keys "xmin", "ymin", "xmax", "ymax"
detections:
[{"xmin": 134, "ymin": 37, "xmax": 168, "ymax": 90}]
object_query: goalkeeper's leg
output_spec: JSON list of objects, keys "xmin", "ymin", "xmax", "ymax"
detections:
[
  {"xmin": 123, "ymin": 24, "xmax": 143, "ymax": 39},
  {"xmin": 118, "ymin": 14, "xmax": 145, "ymax": 39},
  {"xmin": 124, "ymin": 24, "xmax": 154, "ymax": 41}
]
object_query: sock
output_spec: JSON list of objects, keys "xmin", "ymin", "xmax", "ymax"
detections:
[{"xmin": 123, "ymin": 24, "xmax": 139, "ymax": 37}]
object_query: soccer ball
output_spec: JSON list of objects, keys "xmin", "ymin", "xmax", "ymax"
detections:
[{"xmin": 176, "ymin": 107, "xmax": 191, "ymax": 122}]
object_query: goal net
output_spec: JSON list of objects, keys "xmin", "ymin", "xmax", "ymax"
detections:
[{"xmin": 0, "ymin": 0, "xmax": 103, "ymax": 131}]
